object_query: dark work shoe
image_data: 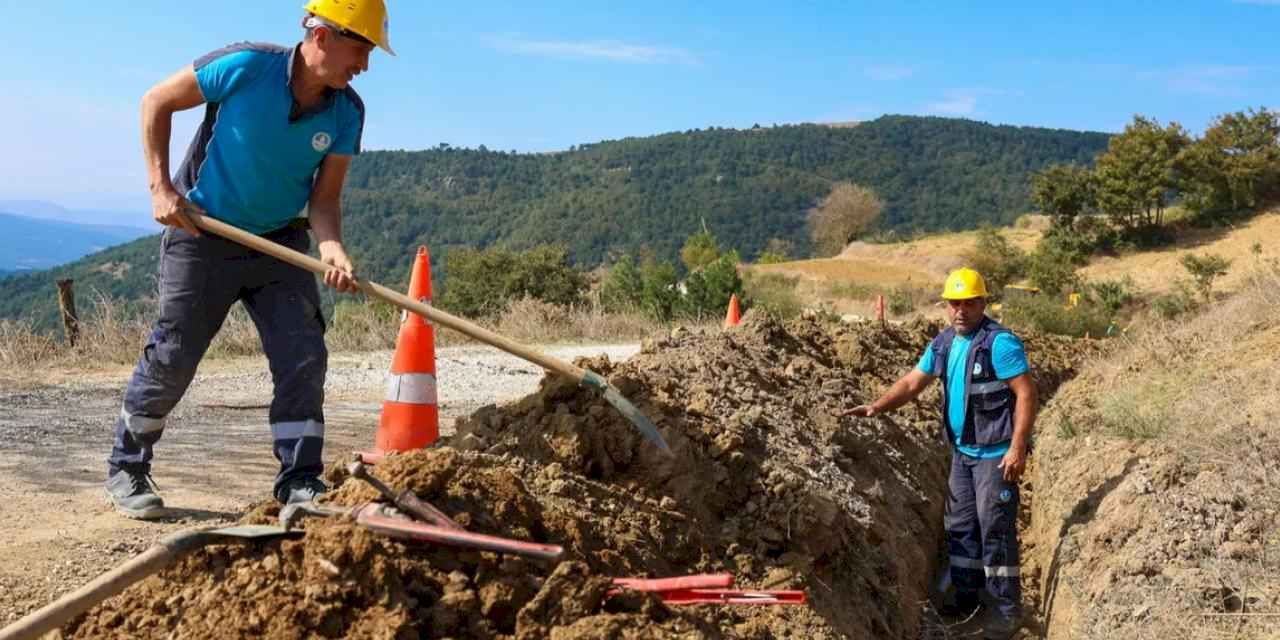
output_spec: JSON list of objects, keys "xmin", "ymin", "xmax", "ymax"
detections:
[
  {"xmin": 937, "ymin": 596, "xmax": 984, "ymax": 620},
  {"xmin": 278, "ymin": 476, "xmax": 328, "ymax": 505},
  {"xmin": 982, "ymin": 611, "xmax": 1023, "ymax": 640},
  {"xmin": 105, "ymin": 470, "xmax": 165, "ymax": 520}
]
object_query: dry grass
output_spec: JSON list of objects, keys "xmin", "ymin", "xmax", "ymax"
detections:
[
  {"xmin": 1037, "ymin": 257, "xmax": 1280, "ymax": 639},
  {"xmin": 0, "ymin": 293, "xmax": 666, "ymax": 371}
]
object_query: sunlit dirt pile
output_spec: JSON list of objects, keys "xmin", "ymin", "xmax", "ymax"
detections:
[{"xmin": 67, "ymin": 313, "xmax": 1093, "ymax": 639}]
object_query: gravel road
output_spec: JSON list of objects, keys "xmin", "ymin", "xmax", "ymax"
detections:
[{"xmin": 0, "ymin": 342, "xmax": 638, "ymax": 625}]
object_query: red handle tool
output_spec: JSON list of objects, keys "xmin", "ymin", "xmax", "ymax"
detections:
[{"xmin": 652, "ymin": 589, "xmax": 808, "ymax": 605}]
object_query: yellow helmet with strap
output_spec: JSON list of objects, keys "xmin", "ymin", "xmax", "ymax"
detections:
[
  {"xmin": 303, "ymin": 0, "xmax": 395, "ymax": 56},
  {"xmin": 941, "ymin": 268, "xmax": 989, "ymax": 300}
]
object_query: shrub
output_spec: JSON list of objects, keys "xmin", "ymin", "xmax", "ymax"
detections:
[
  {"xmin": 1179, "ymin": 252, "xmax": 1231, "ymax": 302},
  {"xmin": 1086, "ymin": 277, "xmax": 1137, "ymax": 317},
  {"xmin": 1150, "ymin": 281, "xmax": 1198, "ymax": 319},
  {"xmin": 439, "ymin": 244, "xmax": 586, "ymax": 318},
  {"xmin": 599, "ymin": 255, "xmax": 644, "ymax": 313},
  {"xmin": 1002, "ymin": 296, "xmax": 1110, "ymax": 338},
  {"xmin": 1027, "ymin": 245, "xmax": 1082, "ymax": 297}
]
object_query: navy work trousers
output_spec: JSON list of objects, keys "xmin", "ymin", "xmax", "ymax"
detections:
[
  {"xmin": 945, "ymin": 451, "xmax": 1022, "ymax": 620},
  {"xmin": 107, "ymin": 225, "xmax": 328, "ymax": 500}
]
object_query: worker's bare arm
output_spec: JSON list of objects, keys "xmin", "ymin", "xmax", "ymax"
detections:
[
  {"xmin": 843, "ymin": 368, "xmax": 935, "ymax": 418},
  {"xmin": 309, "ymin": 153, "xmax": 358, "ymax": 293},
  {"xmin": 141, "ymin": 65, "xmax": 205, "ymax": 235},
  {"xmin": 999, "ymin": 373, "xmax": 1038, "ymax": 481}
]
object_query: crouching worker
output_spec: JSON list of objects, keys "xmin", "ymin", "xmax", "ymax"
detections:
[{"xmin": 842, "ymin": 268, "xmax": 1037, "ymax": 640}]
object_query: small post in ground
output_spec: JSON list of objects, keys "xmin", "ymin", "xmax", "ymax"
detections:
[{"xmin": 55, "ymin": 278, "xmax": 79, "ymax": 347}]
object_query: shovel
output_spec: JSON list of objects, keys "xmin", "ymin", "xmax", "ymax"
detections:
[
  {"xmin": 0, "ymin": 525, "xmax": 298, "ymax": 640},
  {"xmin": 187, "ymin": 212, "xmax": 670, "ymax": 454}
]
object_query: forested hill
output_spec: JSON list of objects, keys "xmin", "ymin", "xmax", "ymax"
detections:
[{"xmin": 0, "ymin": 115, "xmax": 1108, "ymax": 326}]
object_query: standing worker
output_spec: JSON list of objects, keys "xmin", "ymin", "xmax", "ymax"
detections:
[
  {"xmin": 843, "ymin": 268, "xmax": 1036, "ymax": 640},
  {"xmin": 105, "ymin": 1, "xmax": 396, "ymax": 519}
]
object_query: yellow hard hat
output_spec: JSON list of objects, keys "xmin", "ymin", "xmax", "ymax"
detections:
[
  {"xmin": 941, "ymin": 268, "xmax": 989, "ymax": 300},
  {"xmin": 304, "ymin": 0, "xmax": 395, "ymax": 56}
]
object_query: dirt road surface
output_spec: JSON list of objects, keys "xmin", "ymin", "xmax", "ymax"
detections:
[{"xmin": 0, "ymin": 343, "xmax": 638, "ymax": 624}]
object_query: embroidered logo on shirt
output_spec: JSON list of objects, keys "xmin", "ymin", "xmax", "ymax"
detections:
[
  {"xmin": 972, "ymin": 361, "xmax": 984, "ymax": 376},
  {"xmin": 312, "ymin": 132, "xmax": 333, "ymax": 152}
]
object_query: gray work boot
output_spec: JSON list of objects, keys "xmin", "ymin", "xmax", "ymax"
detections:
[
  {"xmin": 278, "ymin": 476, "xmax": 328, "ymax": 505},
  {"xmin": 105, "ymin": 469, "xmax": 166, "ymax": 520}
]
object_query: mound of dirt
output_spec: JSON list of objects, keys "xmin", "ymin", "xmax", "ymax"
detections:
[{"xmin": 65, "ymin": 313, "xmax": 1093, "ymax": 639}]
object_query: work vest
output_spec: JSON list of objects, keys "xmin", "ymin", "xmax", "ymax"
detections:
[{"xmin": 927, "ymin": 317, "xmax": 1016, "ymax": 447}]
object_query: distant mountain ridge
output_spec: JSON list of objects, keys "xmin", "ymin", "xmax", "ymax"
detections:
[
  {"xmin": 0, "ymin": 211, "xmax": 151, "ymax": 271},
  {"xmin": 0, "ymin": 115, "xmax": 1110, "ymax": 327}
]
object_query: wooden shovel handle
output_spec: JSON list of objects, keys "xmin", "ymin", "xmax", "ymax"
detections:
[
  {"xmin": 188, "ymin": 213, "xmax": 590, "ymax": 384},
  {"xmin": 0, "ymin": 530, "xmax": 214, "ymax": 640}
]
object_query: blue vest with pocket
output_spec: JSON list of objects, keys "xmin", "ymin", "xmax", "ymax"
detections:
[{"xmin": 927, "ymin": 317, "xmax": 1016, "ymax": 447}]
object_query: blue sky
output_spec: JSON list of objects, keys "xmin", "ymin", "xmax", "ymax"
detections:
[{"xmin": 2, "ymin": 1, "xmax": 1277, "ymax": 217}]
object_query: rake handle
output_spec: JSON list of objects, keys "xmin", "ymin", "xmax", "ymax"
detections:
[{"xmin": 188, "ymin": 213, "xmax": 589, "ymax": 383}]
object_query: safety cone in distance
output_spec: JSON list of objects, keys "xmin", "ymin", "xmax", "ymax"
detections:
[
  {"xmin": 361, "ymin": 246, "xmax": 439, "ymax": 463},
  {"xmin": 724, "ymin": 293, "xmax": 742, "ymax": 328}
]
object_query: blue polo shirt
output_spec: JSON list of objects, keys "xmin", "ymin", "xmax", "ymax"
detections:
[
  {"xmin": 917, "ymin": 332, "xmax": 1028, "ymax": 459},
  {"xmin": 173, "ymin": 42, "xmax": 365, "ymax": 234}
]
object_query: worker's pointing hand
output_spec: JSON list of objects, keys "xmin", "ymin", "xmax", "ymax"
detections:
[
  {"xmin": 152, "ymin": 186, "xmax": 202, "ymax": 236},
  {"xmin": 840, "ymin": 404, "xmax": 877, "ymax": 418},
  {"xmin": 318, "ymin": 241, "xmax": 358, "ymax": 293}
]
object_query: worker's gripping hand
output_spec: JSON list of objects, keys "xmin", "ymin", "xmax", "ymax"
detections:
[
  {"xmin": 152, "ymin": 186, "xmax": 202, "ymax": 236},
  {"xmin": 318, "ymin": 241, "xmax": 359, "ymax": 293},
  {"xmin": 840, "ymin": 405, "xmax": 877, "ymax": 418}
]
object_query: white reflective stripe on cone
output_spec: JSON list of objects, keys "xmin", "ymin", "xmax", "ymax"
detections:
[
  {"xmin": 385, "ymin": 373, "xmax": 438, "ymax": 405},
  {"xmin": 984, "ymin": 566, "xmax": 1020, "ymax": 578},
  {"xmin": 271, "ymin": 419, "xmax": 325, "ymax": 440},
  {"xmin": 121, "ymin": 406, "xmax": 165, "ymax": 434},
  {"xmin": 949, "ymin": 556, "xmax": 984, "ymax": 569}
]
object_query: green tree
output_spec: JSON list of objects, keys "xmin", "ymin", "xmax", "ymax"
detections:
[
  {"xmin": 1179, "ymin": 253, "xmax": 1231, "ymax": 302},
  {"xmin": 639, "ymin": 260, "xmax": 680, "ymax": 322},
  {"xmin": 1094, "ymin": 115, "xmax": 1190, "ymax": 230},
  {"xmin": 807, "ymin": 182, "xmax": 884, "ymax": 257},
  {"xmin": 964, "ymin": 225, "xmax": 1027, "ymax": 297},
  {"xmin": 1031, "ymin": 163, "xmax": 1095, "ymax": 229},
  {"xmin": 680, "ymin": 251, "xmax": 744, "ymax": 319},
  {"xmin": 600, "ymin": 255, "xmax": 643, "ymax": 312},
  {"xmin": 1178, "ymin": 108, "xmax": 1280, "ymax": 215},
  {"xmin": 680, "ymin": 227, "xmax": 721, "ymax": 271},
  {"xmin": 755, "ymin": 238, "xmax": 794, "ymax": 264}
]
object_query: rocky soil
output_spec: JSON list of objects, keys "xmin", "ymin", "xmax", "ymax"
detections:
[{"xmin": 64, "ymin": 313, "xmax": 1095, "ymax": 639}]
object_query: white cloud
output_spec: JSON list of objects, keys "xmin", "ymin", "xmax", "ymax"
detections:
[
  {"xmin": 863, "ymin": 64, "xmax": 916, "ymax": 81},
  {"xmin": 1140, "ymin": 65, "xmax": 1261, "ymax": 97},
  {"xmin": 487, "ymin": 35, "xmax": 699, "ymax": 65},
  {"xmin": 925, "ymin": 90, "xmax": 980, "ymax": 116}
]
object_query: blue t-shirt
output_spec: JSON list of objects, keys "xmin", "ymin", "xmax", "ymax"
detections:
[
  {"xmin": 917, "ymin": 332, "xmax": 1029, "ymax": 459},
  {"xmin": 174, "ymin": 43, "xmax": 365, "ymax": 234}
]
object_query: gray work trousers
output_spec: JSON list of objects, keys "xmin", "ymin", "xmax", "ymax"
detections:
[{"xmin": 107, "ymin": 224, "xmax": 327, "ymax": 500}]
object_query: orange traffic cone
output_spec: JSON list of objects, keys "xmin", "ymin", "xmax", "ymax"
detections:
[
  {"xmin": 364, "ymin": 246, "xmax": 439, "ymax": 461},
  {"xmin": 724, "ymin": 293, "xmax": 742, "ymax": 328}
]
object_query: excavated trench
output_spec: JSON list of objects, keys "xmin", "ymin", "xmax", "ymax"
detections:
[{"xmin": 64, "ymin": 313, "xmax": 1094, "ymax": 639}]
